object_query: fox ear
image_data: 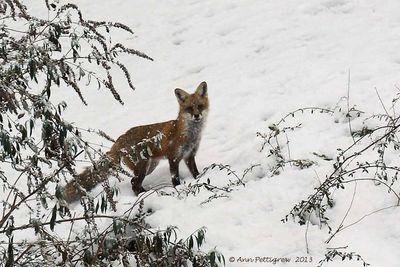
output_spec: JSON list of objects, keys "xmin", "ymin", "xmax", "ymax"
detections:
[
  {"xmin": 175, "ymin": 88, "xmax": 189, "ymax": 103},
  {"xmin": 195, "ymin": 81, "xmax": 207, "ymax": 97}
]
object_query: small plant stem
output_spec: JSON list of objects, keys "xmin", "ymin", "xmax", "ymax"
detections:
[{"xmin": 346, "ymin": 69, "xmax": 355, "ymax": 142}]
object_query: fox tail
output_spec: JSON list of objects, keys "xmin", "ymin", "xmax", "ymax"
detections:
[{"xmin": 60, "ymin": 154, "xmax": 118, "ymax": 202}]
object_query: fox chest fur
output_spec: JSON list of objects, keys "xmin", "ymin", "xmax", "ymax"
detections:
[{"xmin": 173, "ymin": 117, "xmax": 205, "ymax": 160}]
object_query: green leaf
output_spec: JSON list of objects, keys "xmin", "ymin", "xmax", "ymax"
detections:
[
  {"xmin": 218, "ymin": 254, "xmax": 226, "ymax": 265},
  {"xmin": 3, "ymin": 137, "xmax": 11, "ymax": 156},
  {"xmin": 28, "ymin": 60, "xmax": 37, "ymax": 81},
  {"xmin": 50, "ymin": 204, "xmax": 57, "ymax": 231},
  {"xmin": 196, "ymin": 229, "xmax": 205, "ymax": 249},
  {"xmin": 95, "ymin": 201, "xmax": 99, "ymax": 214},
  {"xmin": 5, "ymin": 236, "xmax": 14, "ymax": 267},
  {"xmin": 72, "ymin": 48, "xmax": 79, "ymax": 62},
  {"xmin": 112, "ymin": 217, "xmax": 118, "ymax": 235},
  {"xmin": 188, "ymin": 236, "xmax": 193, "ymax": 250},
  {"xmin": 29, "ymin": 119, "xmax": 34, "ymax": 136},
  {"xmin": 46, "ymin": 83, "xmax": 51, "ymax": 98},
  {"xmin": 101, "ymin": 195, "xmax": 107, "ymax": 213},
  {"xmin": 20, "ymin": 126, "xmax": 27, "ymax": 141},
  {"xmin": 209, "ymin": 251, "xmax": 216, "ymax": 266}
]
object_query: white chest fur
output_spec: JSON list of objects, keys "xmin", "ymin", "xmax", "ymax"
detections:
[{"xmin": 180, "ymin": 119, "xmax": 204, "ymax": 159}]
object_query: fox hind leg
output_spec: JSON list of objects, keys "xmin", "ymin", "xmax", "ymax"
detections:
[
  {"xmin": 146, "ymin": 159, "xmax": 160, "ymax": 175},
  {"xmin": 131, "ymin": 175, "xmax": 146, "ymax": 195},
  {"xmin": 125, "ymin": 159, "xmax": 147, "ymax": 196}
]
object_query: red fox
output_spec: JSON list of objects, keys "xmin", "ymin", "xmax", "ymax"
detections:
[{"xmin": 62, "ymin": 81, "xmax": 209, "ymax": 202}]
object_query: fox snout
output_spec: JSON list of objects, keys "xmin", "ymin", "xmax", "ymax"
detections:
[
  {"xmin": 192, "ymin": 113, "xmax": 203, "ymax": 122},
  {"xmin": 183, "ymin": 111, "xmax": 205, "ymax": 123},
  {"xmin": 191, "ymin": 110, "xmax": 207, "ymax": 122}
]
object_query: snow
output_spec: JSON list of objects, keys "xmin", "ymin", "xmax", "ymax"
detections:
[{"xmin": 5, "ymin": 0, "xmax": 400, "ymax": 266}]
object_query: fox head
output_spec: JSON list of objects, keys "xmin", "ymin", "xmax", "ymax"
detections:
[{"xmin": 175, "ymin": 81, "xmax": 209, "ymax": 123}]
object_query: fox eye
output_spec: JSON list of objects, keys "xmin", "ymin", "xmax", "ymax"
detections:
[
  {"xmin": 185, "ymin": 107, "xmax": 193, "ymax": 113},
  {"xmin": 198, "ymin": 104, "xmax": 204, "ymax": 110}
]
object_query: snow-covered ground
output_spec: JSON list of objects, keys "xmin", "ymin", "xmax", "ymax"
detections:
[{"xmin": 7, "ymin": 0, "xmax": 400, "ymax": 266}]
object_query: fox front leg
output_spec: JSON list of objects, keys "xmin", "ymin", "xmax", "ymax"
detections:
[
  {"xmin": 185, "ymin": 155, "xmax": 200, "ymax": 178},
  {"xmin": 130, "ymin": 160, "xmax": 147, "ymax": 195},
  {"xmin": 169, "ymin": 158, "xmax": 181, "ymax": 186}
]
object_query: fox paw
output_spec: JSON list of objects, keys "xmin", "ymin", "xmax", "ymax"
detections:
[
  {"xmin": 131, "ymin": 179, "xmax": 146, "ymax": 195},
  {"xmin": 132, "ymin": 185, "xmax": 146, "ymax": 196},
  {"xmin": 172, "ymin": 177, "xmax": 181, "ymax": 186}
]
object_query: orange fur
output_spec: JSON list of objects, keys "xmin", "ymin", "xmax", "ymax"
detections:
[{"xmin": 62, "ymin": 81, "xmax": 209, "ymax": 202}]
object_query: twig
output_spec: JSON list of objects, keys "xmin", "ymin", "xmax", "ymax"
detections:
[
  {"xmin": 340, "ymin": 205, "xmax": 396, "ymax": 232},
  {"xmin": 346, "ymin": 69, "xmax": 355, "ymax": 142},
  {"xmin": 0, "ymin": 150, "xmax": 84, "ymax": 229},
  {"xmin": 305, "ymin": 213, "xmax": 311, "ymax": 254},
  {"xmin": 342, "ymin": 178, "xmax": 400, "ymax": 203},
  {"xmin": 326, "ymin": 181, "xmax": 357, "ymax": 244},
  {"xmin": 298, "ymin": 122, "xmax": 400, "ymax": 217},
  {"xmin": 375, "ymin": 87, "xmax": 390, "ymax": 120}
]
